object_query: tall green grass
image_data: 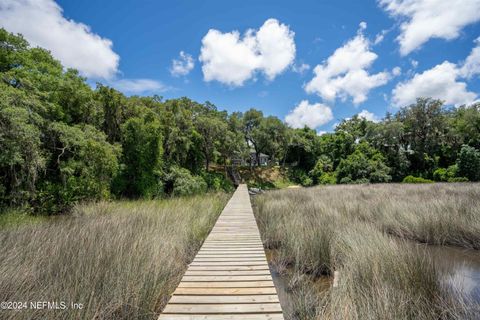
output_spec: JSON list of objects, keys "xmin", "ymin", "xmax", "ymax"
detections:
[
  {"xmin": 0, "ymin": 194, "xmax": 229, "ymax": 319},
  {"xmin": 254, "ymin": 183, "xmax": 480, "ymax": 319},
  {"xmin": 0, "ymin": 208, "xmax": 49, "ymax": 228}
]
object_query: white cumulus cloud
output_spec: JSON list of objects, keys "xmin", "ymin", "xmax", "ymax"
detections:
[
  {"xmin": 199, "ymin": 18, "xmax": 295, "ymax": 86},
  {"xmin": 392, "ymin": 61, "xmax": 477, "ymax": 107},
  {"xmin": 0, "ymin": 0, "xmax": 120, "ymax": 79},
  {"xmin": 170, "ymin": 51, "xmax": 194, "ymax": 77},
  {"xmin": 358, "ymin": 109, "xmax": 380, "ymax": 122},
  {"xmin": 460, "ymin": 37, "xmax": 480, "ymax": 78},
  {"xmin": 305, "ymin": 25, "xmax": 390, "ymax": 104},
  {"xmin": 109, "ymin": 79, "xmax": 168, "ymax": 94},
  {"xmin": 378, "ymin": 0, "xmax": 480, "ymax": 56},
  {"xmin": 285, "ymin": 100, "xmax": 333, "ymax": 129}
]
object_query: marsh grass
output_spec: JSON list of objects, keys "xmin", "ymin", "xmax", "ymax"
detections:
[
  {"xmin": 253, "ymin": 183, "xmax": 480, "ymax": 319},
  {"xmin": 0, "ymin": 193, "xmax": 229, "ymax": 319},
  {"xmin": 0, "ymin": 208, "xmax": 49, "ymax": 228}
]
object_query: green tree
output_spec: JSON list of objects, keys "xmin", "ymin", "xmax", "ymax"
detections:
[
  {"xmin": 336, "ymin": 115, "xmax": 370, "ymax": 142},
  {"xmin": 336, "ymin": 142, "xmax": 391, "ymax": 183},
  {"xmin": 52, "ymin": 69, "xmax": 102, "ymax": 126},
  {"xmin": 39, "ymin": 122, "xmax": 119, "ymax": 213},
  {"xmin": 457, "ymin": 145, "xmax": 480, "ymax": 181},
  {"xmin": 242, "ymin": 109, "xmax": 264, "ymax": 166},
  {"xmin": 115, "ymin": 111, "xmax": 163, "ymax": 198},
  {"xmin": 159, "ymin": 98, "xmax": 197, "ymax": 168},
  {"xmin": 255, "ymin": 116, "xmax": 289, "ymax": 164},
  {"xmin": 285, "ymin": 127, "xmax": 320, "ymax": 171},
  {"xmin": 0, "ymin": 28, "xmax": 29, "ymax": 73},
  {"xmin": 96, "ymin": 85, "xmax": 128, "ymax": 143},
  {"xmin": 195, "ymin": 114, "xmax": 227, "ymax": 170},
  {"xmin": 395, "ymin": 98, "xmax": 447, "ymax": 176},
  {"xmin": 0, "ymin": 85, "xmax": 45, "ymax": 206},
  {"xmin": 451, "ymin": 103, "xmax": 480, "ymax": 149},
  {"xmin": 319, "ymin": 131, "xmax": 356, "ymax": 169},
  {"xmin": 367, "ymin": 118, "xmax": 409, "ymax": 181}
]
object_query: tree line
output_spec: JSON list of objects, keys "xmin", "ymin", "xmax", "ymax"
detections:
[{"xmin": 1, "ymin": 29, "xmax": 479, "ymax": 214}]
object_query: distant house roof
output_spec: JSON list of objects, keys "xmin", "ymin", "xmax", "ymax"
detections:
[{"xmin": 249, "ymin": 152, "xmax": 269, "ymax": 158}]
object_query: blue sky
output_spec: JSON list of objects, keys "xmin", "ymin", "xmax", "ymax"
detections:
[{"xmin": 1, "ymin": 0, "xmax": 480, "ymax": 132}]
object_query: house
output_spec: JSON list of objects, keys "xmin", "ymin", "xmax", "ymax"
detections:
[
  {"xmin": 231, "ymin": 152, "xmax": 269, "ymax": 166},
  {"xmin": 250, "ymin": 152, "xmax": 269, "ymax": 166}
]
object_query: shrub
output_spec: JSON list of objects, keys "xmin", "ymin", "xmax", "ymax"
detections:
[
  {"xmin": 402, "ymin": 175, "xmax": 433, "ymax": 183},
  {"xmin": 289, "ymin": 168, "xmax": 313, "ymax": 186},
  {"xmin": 318, "ymin": 172, "xmax": 336, "ymax": 185},
  {"xmin": 201, "ymin": 171, "xmax": 234, "ymax": 192},
  {"xmin": 310, "ymin": 156, "xmax": 334, "ymax": 184},
  {"xmin": 301, "ymin": 176, "xmax": 313, "ymax": 187},
  {"xmin": 165, "ymin": 166, "xmax": 207, "ymax": 196},
  {"xmin": 433, "ymin": 165, "xmax": 458, "ymax": 182},
  {"xmin": 433, "ymin": 168, "xmax": 447, "ymax": 182}
]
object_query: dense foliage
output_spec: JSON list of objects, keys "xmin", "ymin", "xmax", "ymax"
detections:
[{"xmin": 1, "ymin": 29, "xmax": 480, "ymax": 214}]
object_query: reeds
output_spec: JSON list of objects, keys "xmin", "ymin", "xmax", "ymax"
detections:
[
  {"xmin": 0, "ymin": 194, "xmax": 229, "ymax": 319},
  {"xmin": 253, "ymin": 183, "xmax": 480, "ymax": 319}
]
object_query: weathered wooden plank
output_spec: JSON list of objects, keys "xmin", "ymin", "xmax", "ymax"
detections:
[
  {"xmin": 198, "ymin": 249, "xmax": 265, "ymax": 252},
  {"xmin": 193, "ymin": 257, "xmax": 267, "ymax": 262},
  {"xmin": 186, "ymin": 265, "xmax": 270, "ymax": 271},
  {"xmin": 201, "ymin": 246, "xmax": 263, "ymax": 249},
  {"xmin": 189, "ymin": 261, "xmax": 268, "ymax": 266},
  {"xmin": 159, "ymin": 315, "xmax": 284, "ymax": 320},
  {"xmin": 185, "ymin": 270, "xmax": 271, "ymax": 276},
  {"xmin": 178, "ymin": 281, "xmax": 274, "ymax": 288},
  {"xmin": 202, "ymin": 241, "xmax": 263, "ymax": 243},
  {"xmin": 195, "ymin": 255, "xmax": 266, "ymax": 259},
  {"xmin": 182, "ymin": 275, "xmax": 272, "ymax": 281},
  {"xmin": 163, "ymin": 303, "xmax": 283, "ymax": 314},
  {"xmin": 196, "ymin": 252, "xmax": 265, "ymax": 255},
  {"xmin": 173, "ymin": 287, "xmax": 278, "ymax": 295},
  {"xmin": 169, "ymin": 294, "xmax": 279, "ymax": 304},
  {"xmin": 200, "ymin": 248, "xmax": 265, "ymax": 251},
  {"xmin": 197, "ymin": 253, "xmax": 265, "ymax": 256}
]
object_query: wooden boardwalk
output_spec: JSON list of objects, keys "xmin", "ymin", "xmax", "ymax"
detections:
[{"xmin": 159, "ymin": 184, "xmax": 284, "ymax": 320}]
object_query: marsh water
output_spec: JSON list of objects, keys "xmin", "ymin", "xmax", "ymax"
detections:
[
  {"xmin": 266, "ymin": 244, "xmax": 480, "ymax": 318},
  {"xmin": 416, "ymin": 243, "xmax": 480, "ymax": 302},
  {"xmin": 266, "ymin": 249, "xmax": 332, "ymax": 317}
]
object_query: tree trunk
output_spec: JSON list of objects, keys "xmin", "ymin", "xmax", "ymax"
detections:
[
  {"xmin": 252, "ymin": 144, "xmax": 260, "ymax": 167},
  {"xmin": 281, "ymin": 149, "xmax": 288, "ymax": 168}
]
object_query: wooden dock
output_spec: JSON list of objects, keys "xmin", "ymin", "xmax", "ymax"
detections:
[{"xmin": 159, "ymin": 184, "xmax": 284, "ymax": 320}]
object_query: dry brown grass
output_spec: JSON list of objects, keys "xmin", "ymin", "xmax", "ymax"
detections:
[
  {"xmin": 0, "ymin": 194, "xmax": 229, "ymax": 319},
  {"xmin": 253, "ymin": 183, "xmax": 480, "ymax": 319}
]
